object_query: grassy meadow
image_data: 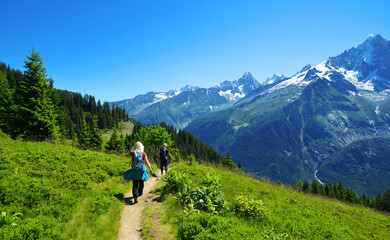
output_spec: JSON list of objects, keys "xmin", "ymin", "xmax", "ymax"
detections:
[
  {"xmin": 1, "ymin": 129, "xmax": 389, "ymax": 239},
  {"xmin": 145, "ymin": 162, "xmax": 390, "ymax": 239},
  {"xmin": 0, "ymin": 131, "xmax": 148, "ymax": 240}
]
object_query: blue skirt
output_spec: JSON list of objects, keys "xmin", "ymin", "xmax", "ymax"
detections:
[{"xmin": 124, "ymin": 165, "xmax": 149, "ymax": 181}]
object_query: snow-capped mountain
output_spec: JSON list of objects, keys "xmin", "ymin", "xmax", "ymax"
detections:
[
  {"xmin": 263, "ymin": 74, "xmax": 288, "ymax": 85},
  {"xmin": 180, "ymin": 85, "xmax": 199, "ymax": 92},
  {"xmin": 114, "ymin": 72, "xmax": 261, "ymax": 127},
  {"xmin": 186, "ymin": 34, "xmax": 390, "ymax": 196},
  {"xmin": 114, "ymin": 89, "xmax": 185, "ymax": 117},
  {"xmin": 210, "ymin": 72, "xmax": 261, "ymax": 101},
  {"xmin": 265, "ymin": 34, "xmax": 390, "ymax": 99}
]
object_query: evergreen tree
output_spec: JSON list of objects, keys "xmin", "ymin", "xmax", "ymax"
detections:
[
  {"xmin": 294, "ymin": 180, "xmax": 304, "ymax": 191},
  {"xmin": 382, "ymin": 190, "xmax": 390, "ymax": 213},
  {"xmin": 13, "ymin": 48, "xmax": 59, "ymax": 140},
  {"xmin": 118, "ymin": 133, "xmax": 125, "ymax": 153},
  {"xmin": 223, "ymin": 151, "xmax": 236, "ymax": 168},
  {"xmin": 0, "ymin": 71, "xmax": 12, "ymax": 134},
  {"xmin": 310, "ymin": 180, "xmax": 319, "ymax": 194},
  {"xmin": 77, "ymin": 117, "xmax": 90, "ymax": 148},
  {"xmin": 88, "ymin": 116, "xmax": 102, "ymax": 150},
  {"xmin": 302, "ymin": 181, "xmax": 309, "ymax": 193},
  {"xmin": 238, "ymin": 161, "xmax": 243, "ymax": 170},
  {"xmin": 105, "ymin": 129, "xmax": 119, "ymax": 152},
  {"xmin": 325, "ymin": 182, "xmax": 335, "ymax": 198}
]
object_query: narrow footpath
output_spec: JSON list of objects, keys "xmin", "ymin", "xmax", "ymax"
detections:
[{"xmin": 118, "ymin": 174, "xmax": 161, "ymax": 240}]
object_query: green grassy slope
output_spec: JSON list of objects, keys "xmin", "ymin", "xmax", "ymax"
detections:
[
  {"xmin": 0, "ymin": 131, "xmax": 137, "ymax": 240},
  {"xmin": 152, "ymin": 163, "xmax": 390, "ymax": 239}
]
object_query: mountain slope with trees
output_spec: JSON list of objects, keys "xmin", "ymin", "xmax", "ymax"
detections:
[
  {"xmin": 186, "ymin": 34, "xmax": 390, "ymax": 196},
  {"xmin": 0, "ymin": 52, "xmax": 129, "ymax": 145}
]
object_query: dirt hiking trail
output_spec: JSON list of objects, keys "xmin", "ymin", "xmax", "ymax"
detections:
[{"xmin": 118, "ymin": 174, "xmax": 161, "ymax": 240}]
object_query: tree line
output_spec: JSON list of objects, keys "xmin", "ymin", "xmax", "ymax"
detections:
[
  {"xmin": 0, "ymin": 49, "xmax": 128, "ymax": 142},
  {"xmin": 104, "ymin": 121, "xmax": 237, "ymax": 168},
  {"xmin": 294, "ymin": 180, "xmax": 390, "ymax": 213},
  {"xmin": 0, "ymin": 49, "xmax": 233, "ymax": 169}
]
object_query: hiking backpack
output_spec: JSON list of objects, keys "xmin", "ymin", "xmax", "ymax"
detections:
[
  {"xmin": 132, "ymin": 152, "xmax": 144, "ymax": 170},
  {"xmin": 160, "ymin": 148, "xmax": 168, "ymax": 161}
]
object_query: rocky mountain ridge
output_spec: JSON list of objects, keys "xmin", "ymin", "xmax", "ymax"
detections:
[
  {"xmin": 186, "ymin": 34, "xmax": 390, "ymax": 196},
  {"xmin": 114, "ymin": 71, "xmax": 261, "ymax": 128}
]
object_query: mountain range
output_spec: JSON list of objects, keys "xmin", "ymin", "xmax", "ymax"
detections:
[
  {"xmin": 114, "ymin": 34, "xmax": 390, "ymax": 196},
  {"xmin": 186, "ymin": 34, "xmax": 390, "ymax": 196},
  {"xmin": 114, "ymin": 72, "xmax": 261, "ymax": 128}
]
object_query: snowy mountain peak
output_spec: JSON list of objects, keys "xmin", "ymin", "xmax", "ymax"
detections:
[
  {"xmin": 359, "ymin": 34, "xmax": 386, "ymax": 46},
  {"xmin": 263, "ymin": 74, "xmax": 288, "ymax": 85},
  {"xmin": 215, "ymin": 72, "xmax": 260, "ymax": 101},
  {"xmin": 242, "ymin": 71, "xmax": 253, "ymax": 79},
  {"xmin": 180, "ymin": 85, "xmax": 199, "ymax": 92},
  {"xmin": 265, "ymin": 35, "xmax": 390, "ymax": 98},
  {"xmin": 299, "ymin": 64, "xmax": 312, "ymax": 73}
]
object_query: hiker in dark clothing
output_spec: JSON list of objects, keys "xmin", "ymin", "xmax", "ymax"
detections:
[{"xmin": 159, "ymin": 143, "xmax": 173, "ymax": 174}]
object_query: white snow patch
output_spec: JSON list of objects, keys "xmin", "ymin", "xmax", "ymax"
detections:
[
  {"xmin": 339, "ymin": 68, "xmax": 375, "ymax": 91},
  {"xmin": 183, "ymin": 97, "xmax": 190, "ymax": 105},
  {"xmin": 267, "ymin": 71, "xmax": 310, "ymax": 93},
  {"xmin": 375, "ymin": 106, "xmax": 380, "ymax": 115},
  {"xmin": 361, "ymin": 34, "xmax": 375, "ymax": 43},
  {"xmin": 218, "ymin": 90, "xmax": 245, "ymax": 100}
]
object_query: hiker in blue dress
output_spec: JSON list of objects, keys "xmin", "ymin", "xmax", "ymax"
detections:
[
  {"xmin": 125, "ymin": 141, "xmax": 154, "ymax": 204},
  {"xmin": 159, "ymin": 143, "xmax": 173, "ymax": 175}
]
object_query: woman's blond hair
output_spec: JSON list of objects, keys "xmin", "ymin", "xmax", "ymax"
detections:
[{"xmin": 131, "ymin": 141, "xmax": 144, "ymax": 154}]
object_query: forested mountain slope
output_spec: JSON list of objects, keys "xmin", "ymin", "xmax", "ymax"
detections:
[{"xmin": 186, "ymin": 34, "xmax": 390, "ymax": 196}]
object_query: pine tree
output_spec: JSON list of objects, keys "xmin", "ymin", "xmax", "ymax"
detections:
[
  {"xmin": 382, "ymin": 190, "xmax": 390, "ymax": 213},
  {"xmin": 310, "ymin": 180, "xmax": 319, "ymax": 194},
  {"xmin": 77, "ymin": 117, "xmax": 90, "ymax": 148},
  {"xmin": 105, "ymin": 129, "xmax": 119, "ymax": 151},
  {"xmin": 118, "ymin": 133, "xmax": 125, "ymax": 153},
  {"xmin": 223, "ymin": 151, "xmax": 236, "ymax": 168},
  {"xmin": 238, "ymin": 161, "xmax": 243, "ymax": 170},
  {"xmin": 0, "ymin": 71, "xmax": 12, "ymax": 134},
  {"xmin": 14, "ymin": 48, "xmax": 59, "ymax": 140},
  {"xmin": 88, "ymin": 116, "xmax": 102, "ymax": 150},
  {"xmin": 302, "ymin": 181, "xmax": 309, "ymax": 193},
  {"xmin": 294, "ymin": 180, "xmax": 304, "ymax": 191}
]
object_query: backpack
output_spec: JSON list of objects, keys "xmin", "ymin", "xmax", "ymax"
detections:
[
  {"xmin": 160, "ymin": 148, "xmax": 168, "ymax": 161},
  {"xmin": 132, "ymin": 152, "xmax": 144, "ymax": 170}
]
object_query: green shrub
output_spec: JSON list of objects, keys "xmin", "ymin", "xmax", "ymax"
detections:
[
  {"xmin": 177, "ymin": 185, "xmax": 227, "ymax": 214},
  {"xmin": 161, "ymin": 170, "xmax": 189, "ymax": 194},
  {"xmin": 233, "ymin": 195, "xmax": 267, "ymax": 220}
]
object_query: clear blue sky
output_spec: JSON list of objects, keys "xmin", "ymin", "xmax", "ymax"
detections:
[{"xmin": 1, "ymin": 0, "xmax": 389, "ymax": 102}]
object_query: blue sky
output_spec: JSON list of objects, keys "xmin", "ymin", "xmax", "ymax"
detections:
[{"xmin": 1, "ymin": 0, "xmax": 389, "ymax": 102}]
